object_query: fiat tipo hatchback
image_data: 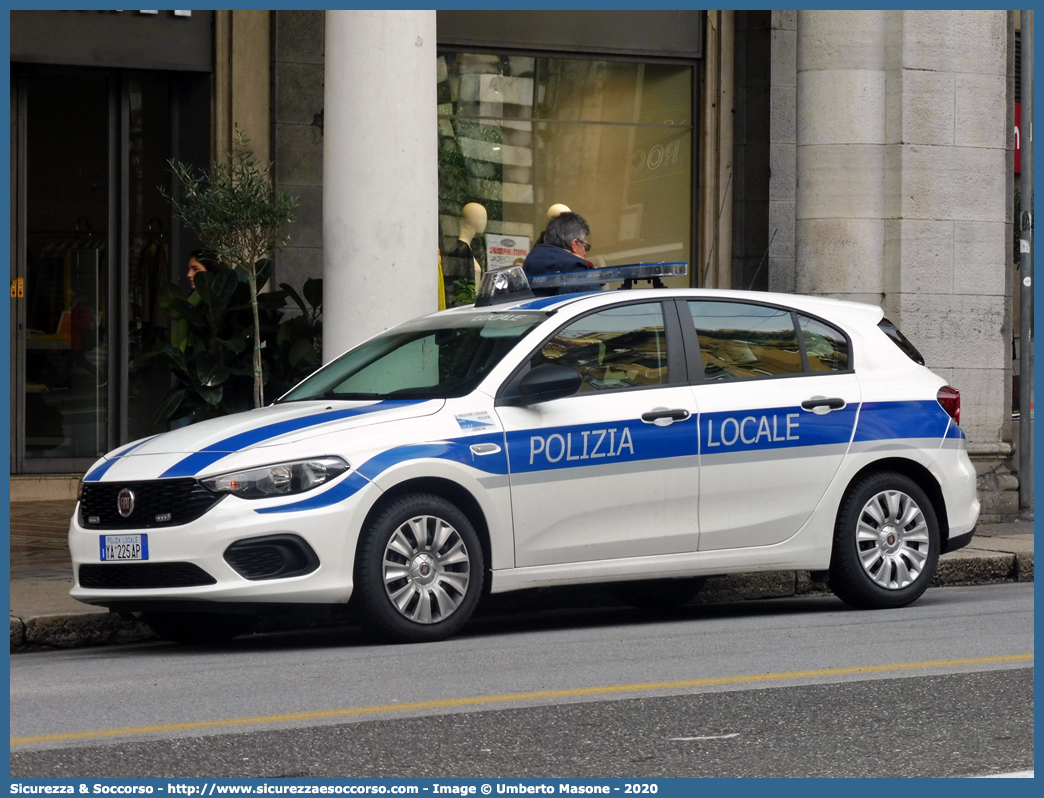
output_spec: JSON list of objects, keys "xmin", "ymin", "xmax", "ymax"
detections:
[{"xmin": 71, "ymin": 264, "xmax": 979, "ymax": 643}]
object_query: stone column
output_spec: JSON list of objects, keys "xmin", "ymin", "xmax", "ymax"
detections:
[
  {"xmin": 796, "ymin": 10, "xmax": 888, "ymax": 305},
  {"xmin": 323, "ymin": 10, "xmax": 438, "ymax": 359},
  {"xmin": 796, "ymin": 10, "xmax": 1016, "ymax": 518}
]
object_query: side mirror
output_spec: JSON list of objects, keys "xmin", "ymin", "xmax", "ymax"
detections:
[{"xmin": 506, "ymin": 363, "xmax": 582, "ymax": 406}]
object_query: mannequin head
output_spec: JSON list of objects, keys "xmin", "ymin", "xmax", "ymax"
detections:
[
  {"xmin": 459, "ymin": 202, "xmax": 488, "ymax": 243},
  {"xmin": 546, "ymin": 203, "xmax": 571, "ymax": 221}
]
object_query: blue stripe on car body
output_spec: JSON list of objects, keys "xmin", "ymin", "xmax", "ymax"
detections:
[
  {"xmin": 505, "ymin": 418, "xmax": 698, "ymax": 475},
  {"xmin": 83, "ymin": 437, "xmax": 159, "ymax": 482},
  {"xmin": 699, "ymin": 405, "xmax": 858, "ymax": 456},
  {"xmin": 853, "ymin": 400, "xmax": 951, "ymax": 442},
  {"xmin": 243, "ymin": 400, "xmax": 952, "ymax": 515},
  {"xmin": 159, "ymin": 400, "xmax": 426, "ymax": 478},
  {"xmin": 254, "ymin": 432, "xmax": 509, "ymax": 514},
  {"xmin": 511, "ymin": 293, "xmax": 599, "ymax": 310}
]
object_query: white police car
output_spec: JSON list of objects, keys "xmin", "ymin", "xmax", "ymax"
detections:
[{"xmin": 70, "ymin": 263, "xmax": 979, "ymax": 643}]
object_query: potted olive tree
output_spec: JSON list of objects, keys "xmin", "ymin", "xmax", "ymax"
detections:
[{"xmin": 165, "ymin": 129, "xmax": 299, "ymax": 409}]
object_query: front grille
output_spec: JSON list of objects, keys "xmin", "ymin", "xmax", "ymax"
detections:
[
  {"xmin": 80, "ymin": 479, "xmax": 223, "ymax": 529},
  {"xmin": 224, "ymin": 535, "xmax": 320, "ymax": 580},
  {"xmin": 79, "ymin": 562, "xmax": 217, "ymax": 589}
]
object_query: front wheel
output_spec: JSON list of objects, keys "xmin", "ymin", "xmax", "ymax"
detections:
[
  {"xmin": 354, "ymin": 493, "xmax": 484, "ymax": 643},
  {"xmin": 828, "ymin": 472, "xmax": 940, "ymax": 610}
]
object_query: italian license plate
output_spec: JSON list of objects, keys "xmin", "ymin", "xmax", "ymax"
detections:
[{"xmin": 100, "ymin": 534, "xmax": 149, "ymax": 562}]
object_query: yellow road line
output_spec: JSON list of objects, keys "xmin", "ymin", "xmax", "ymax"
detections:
[{"xmin": 12, "ymin": 653, "xmax": 1033, "ymax": 746}]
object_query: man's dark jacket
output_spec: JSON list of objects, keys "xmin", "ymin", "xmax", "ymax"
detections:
[{"xmin": 522, "ymin": 243, "xmax": 593, "ymax": 295}]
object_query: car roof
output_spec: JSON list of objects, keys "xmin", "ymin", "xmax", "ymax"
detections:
[{"xmin": 439, "ymin": 288, "xmax": 885, "ymax": 326}]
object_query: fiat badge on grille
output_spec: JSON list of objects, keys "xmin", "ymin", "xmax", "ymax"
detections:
[{"xmin": 117, "ymin": 488, "xmax": 135, "ymax": 518}]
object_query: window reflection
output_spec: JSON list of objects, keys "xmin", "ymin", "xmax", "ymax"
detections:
[
  {"xmin": 534, "ymin": 303, "xmax": 668, "ymax": 391},
  {"xmin": 799, "ymin": 315, "xmax": 850, "ymax": 372},
  {"xmin": 688, "ymin": 301, "xmax": 802, "ymax": 381}
]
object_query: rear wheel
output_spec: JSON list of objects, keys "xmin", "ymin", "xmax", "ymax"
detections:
[
  {"xmin": 829, "ymin": 472, "xmax": 940, "ymax": 610},
  {"xmin": 141, "ymin": 611, "xmax": 253, "ymax": 645},
  {"xmin": 612, "ymin": 577, "xmax": 706, "ymax": 612},
  {"xmin": 354, "ymin": 493, "xmax": 484, "ymax": 643}
]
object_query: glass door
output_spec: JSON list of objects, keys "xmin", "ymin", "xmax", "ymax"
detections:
[
  {"xmin": 11, "ymin": 70, "xmax": 179, "ymax": 474},
  {"xmin": 17, "ymin": 73, "xmax": 112, "ymax": 471}
]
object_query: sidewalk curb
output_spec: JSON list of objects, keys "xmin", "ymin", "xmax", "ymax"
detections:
[{"xmin": 10, "ymin": 553, "xmax": 1033, "ymax": 653}]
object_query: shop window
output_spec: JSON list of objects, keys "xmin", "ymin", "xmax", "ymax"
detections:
[{"xmin": 437, "ymin": 53, "xmax": 693, "ymax": 305}]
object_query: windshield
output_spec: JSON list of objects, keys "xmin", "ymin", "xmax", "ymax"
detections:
[{"xmin": 279, "ymin": 311, "xmax": 547, "ymax": 402}]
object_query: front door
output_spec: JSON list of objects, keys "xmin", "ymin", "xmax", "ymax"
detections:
[{"xmin": 497, "ymin": 300, "xmax": 700, "ymax": 567}]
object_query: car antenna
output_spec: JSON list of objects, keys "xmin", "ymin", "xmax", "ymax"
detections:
[
  {"xmin": 699, "ymin": 171, "xmax": 733, "ymax": 288},
  {"xmin": 747, "ymin": 228, "xmax": 778, "ymax": 291}
]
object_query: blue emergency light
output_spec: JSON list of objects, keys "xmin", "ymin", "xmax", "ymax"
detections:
[{"xmin": 475, "ymin": 262, "xmax": 689, "ymax": 307}]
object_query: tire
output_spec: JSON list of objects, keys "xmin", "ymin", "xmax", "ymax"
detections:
[
  {"xmin": 142, "ymin": 611, "xmax": 253, "ymax": 645},
  {"xmin": 612, "ymin": 577, "xmax": 706, "ymax": 612},
  {"xmin": 828, "ymin": 471, "xmax": 940, "ymax": 610},
  {"xmin": 354, "ymin": 493, "xmax": 484, "ymax": 643}
]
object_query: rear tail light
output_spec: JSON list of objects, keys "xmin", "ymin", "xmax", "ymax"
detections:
[{"xmin": 937, "ymin": 386, "xmax": 960, "ymax": 425}]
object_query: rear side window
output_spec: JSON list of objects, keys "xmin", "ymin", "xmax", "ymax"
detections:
[
  {"xmin": 799, "ymin": 314, "xmax": 849, "ymax": 372},
  {"xmin": 878, "ymin": 318, "xmax": 925, "ymax": 365},
  {"xmin": 687, "ymin": 301, "xmax": 802, "ymax": 381}
]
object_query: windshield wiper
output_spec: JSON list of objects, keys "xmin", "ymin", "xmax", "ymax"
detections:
[
  {"xmin": 273, "ymin": 391, "xmax": 385, "ymax": 403},
  {"xmin": 322, "ymin": 391, "xmax": 384, "ymax": 400}
]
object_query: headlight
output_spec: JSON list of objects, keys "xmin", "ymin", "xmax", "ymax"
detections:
[{"xmin": 200, "ymin": 457, "xmax": 349, "ymax": 499}]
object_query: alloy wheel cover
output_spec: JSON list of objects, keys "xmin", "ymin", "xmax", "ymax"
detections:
[
  {"xmin": 855, "ymin": 489, "xmax": 931, "ymax": 590},
  {"xmin": 381, "ymin": 514, "xmax": 471, "ymax": 624}
]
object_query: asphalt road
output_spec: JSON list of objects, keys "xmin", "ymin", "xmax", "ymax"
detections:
[{"xmin": 10, "ymin": 583, "xmax": 1034, "ymax": 778}]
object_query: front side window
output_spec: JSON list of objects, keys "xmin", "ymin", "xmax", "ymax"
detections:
[
  {"xmin": 280, "ymin": 312, "xmax": 545, "ymax": 401},
  {"xmin": 687, "ymin": 301, "xmax": 802, "ymax": 381},
  {"xmin": 532, "ymin": 303, "xmax": 668, "ymax": 392}
]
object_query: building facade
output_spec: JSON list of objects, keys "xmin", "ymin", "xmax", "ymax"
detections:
[{"xmin": 9, "ymin": 10, "xmax": 1028, "ymax": 520}]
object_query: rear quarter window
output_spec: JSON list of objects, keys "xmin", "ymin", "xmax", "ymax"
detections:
[
  {"xmin": 798, "ymin": 314, "xmax": 850, "ymax": 372},
  {"xmin": 878, "ymin": 318, "xmax": 925, "ymax": 365}
]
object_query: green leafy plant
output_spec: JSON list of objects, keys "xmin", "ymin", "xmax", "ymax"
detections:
[
  {"xmin": 264, "ymin": 278, "xmax": 323, "ymax": 401},
  {"xmin": 453, "ymin": 277, "xmax": 477, "ymax": 305},
  {"xmin": 164, "ymin": 128, "xmax": 299, "ymax": 407},
  {"xmin": 144, "ymin": 274, "xmax": 322, "ymax": 425}
]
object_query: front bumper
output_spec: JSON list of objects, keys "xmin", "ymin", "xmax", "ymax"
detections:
[{"xmin": 69, "ymin": 476, "xmax": 379, "ymax": 608}]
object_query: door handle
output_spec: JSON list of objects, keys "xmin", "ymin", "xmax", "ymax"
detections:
[
  {"xmin": 642, "ymin": 408, "xmax": 691, "ymax": 425},
  {"xmin": 801, "ymin": 396, "xmax": 846, "ymax": 414}
]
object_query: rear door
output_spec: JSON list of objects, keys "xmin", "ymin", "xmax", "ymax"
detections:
[
  {"xmin": 496, "ymin": 299, "xmax": 701, "ymax": 567},
  {"xmin": 681, "ymin": 299, "xmax": 860, "ymax": 551}
]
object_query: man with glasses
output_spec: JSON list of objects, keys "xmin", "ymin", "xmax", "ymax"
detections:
[{"xmin": 522, "ymin": 211, "xmax": 595, "ymax": 296}]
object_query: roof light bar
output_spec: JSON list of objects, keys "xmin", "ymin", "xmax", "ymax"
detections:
[
  {"xmin": 529, "ymin": 262, "xmax": 688, "ymax": 291},
  {"xmin": 474, "ymin": 266, "xmax": 535, "ymax": 307},
  {"xmin": 475, "ymin": 262, "xmax": 689, "ymax": 307}
]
